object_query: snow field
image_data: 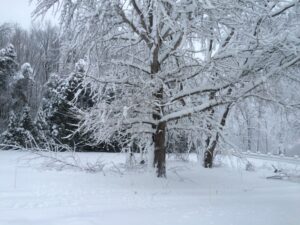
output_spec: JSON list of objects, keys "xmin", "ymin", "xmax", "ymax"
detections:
[{"xmin": 0, "ymin": 151, "xmax": 299, "ymax": 225}]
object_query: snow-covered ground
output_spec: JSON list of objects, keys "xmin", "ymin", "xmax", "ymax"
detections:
[{"xmin": 0, "ymin": 151, "xmax": 300, "ymax": 225}]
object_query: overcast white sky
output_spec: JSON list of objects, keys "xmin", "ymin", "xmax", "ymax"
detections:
[{"xmin": 0, "ymin": 0, "xmax": 57, "ymax": 28}]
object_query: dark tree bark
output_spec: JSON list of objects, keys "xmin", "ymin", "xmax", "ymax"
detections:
[
  {"xmin": 204, "ymin": 103, "xmax": 231, "ymax": 168},
  {"xmin": 151, "ymin": 85, "xmax": 166, "ymax": 177},
  {"xmin": 204, "ymin": 91, "xmax": 216, "ymax": 168},
  {"xmin": 151, "ymin": 49, "xmax": 166, "ymax": 177},
  {"xmin": 153, "ymin": 121, "xmax": 166, "ymax": 177}
]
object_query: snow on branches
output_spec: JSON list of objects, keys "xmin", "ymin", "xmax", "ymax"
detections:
[{"xmin": 33, "ymin": 0, "xmax": 300, "ymax": 176}]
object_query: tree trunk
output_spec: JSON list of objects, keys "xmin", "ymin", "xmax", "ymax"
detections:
[
  {"xmin": 150, "ymin": 51, "xmax": 166, "ymax": 177},
  {"xmin": 152, "ymin": 86, "xmax": 166, "ymax": 177},
  {"xmin": 153, "ymin": 121, "xmax": 166, "ymax": 177},
  {"xmin": 204, "ymin": 139, "xmax": 217, "ymax": 168},
  {"xmin": 204, "ymin": 103, "xmax": 231, "ymax": 168},
  {"xmin": 204, "ymin": 91, "xmax": 216, "ymax": 168}
]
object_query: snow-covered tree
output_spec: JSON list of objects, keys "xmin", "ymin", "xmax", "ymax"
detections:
[
  {"xmin": 0, "ymin": 59, "xmax": 38, "ymax": 148},
  {"xmin": 33, "ymin": 0, "xmax": 300, "ymax": 177},
  {"xmin": 0, "ymin": 106, "xmax": 38, "ymax": 148},
  {"xmin": 36, "ymin": 59, "xmax": 96, "ymax": 149},
  {"xmin": 11, "ymin": 62, "xmax": 35, "ymax": 114},
  {"xmin": 0, "ymin": 44, "xmax": 18, "ymax": 131}
]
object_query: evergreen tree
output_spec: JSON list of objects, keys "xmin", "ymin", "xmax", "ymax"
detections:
[
  {"xmin": 36, "ymin": 59, "xmax": 95, "ymax": 150},
  {"xmin": 11, "ymin": 62, "xmax": 35, "ymax": 114},
  {"xmin": 0, "ymin": 44, "xmax": 18, "ymax": 131},
  {"xmin": 0, "ymin": 56, "xmax": 38, "ymax": 149},
  {"xmin": 0, "ymin": 43, "xmax": 17, "ymax": 90},
  {"xmin": 1, "ymin": 106, "xmax": 37, "ymax": 148},
  {"xmin": 1, "ymin": 112, "xmax": 19, "ymax": 147}
]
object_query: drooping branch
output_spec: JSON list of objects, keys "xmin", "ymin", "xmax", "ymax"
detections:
[
  {"xmin": 271, "ymin": 0, "xmax": 300, "ymax": 17},
  {"xmin": 160, "ymin": 98, "xmax": 232, "ymax": 123},
  {"xmin": 221, "ymin": 28, "xmax": 235, "ymax": 48},
  {"xmin": 167, "ymin": 83, "xmax": 232, "ymax": 104}
]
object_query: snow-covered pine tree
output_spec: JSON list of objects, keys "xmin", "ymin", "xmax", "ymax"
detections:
[
  {"xmin": 0, "ymin": 106, "xmax": 37, "ymax": 148},
  {"xmin": 11, "ymin": 62, "xmax": 35, "ymax": 114},
  {"xmin": 36, "ymin": 59, "xmax": 96, "ymax": 150},
  {"xmin": 0, "ymin": 44, "xmax": 17, "ymax": 82},
  {"xmin": 0, "ymin": 47, "xmax": 38, "ymax": 147},
  {"xmin": 1, "ymin": 112, "xmax": 19, "ymax": 147},
  {"xmin": 0, "ymin": 44, "xmax": 18, "ymax": 131},
  {"xmin": 35, "ymin": 73, "xmax": 61, "ymax": 145}
]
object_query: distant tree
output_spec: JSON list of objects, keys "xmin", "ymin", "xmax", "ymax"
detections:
[
  {"xmin": 11, "ymin": 63, "xmax": 35, "ymax": 114},
  {"xmin": 0, "ymin": 22, "xmax": 60, "ymax": 114},
  {"xmin": 0, "ymin": 23, "xmax": 13, "ymax": 47},
  {"xmin": 0, "ymin": 44, "xmax": 18, "ymax": 130},
  {"xmin": 0, "ymin": 44, "xmax": 17, "ymax": 88}
]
